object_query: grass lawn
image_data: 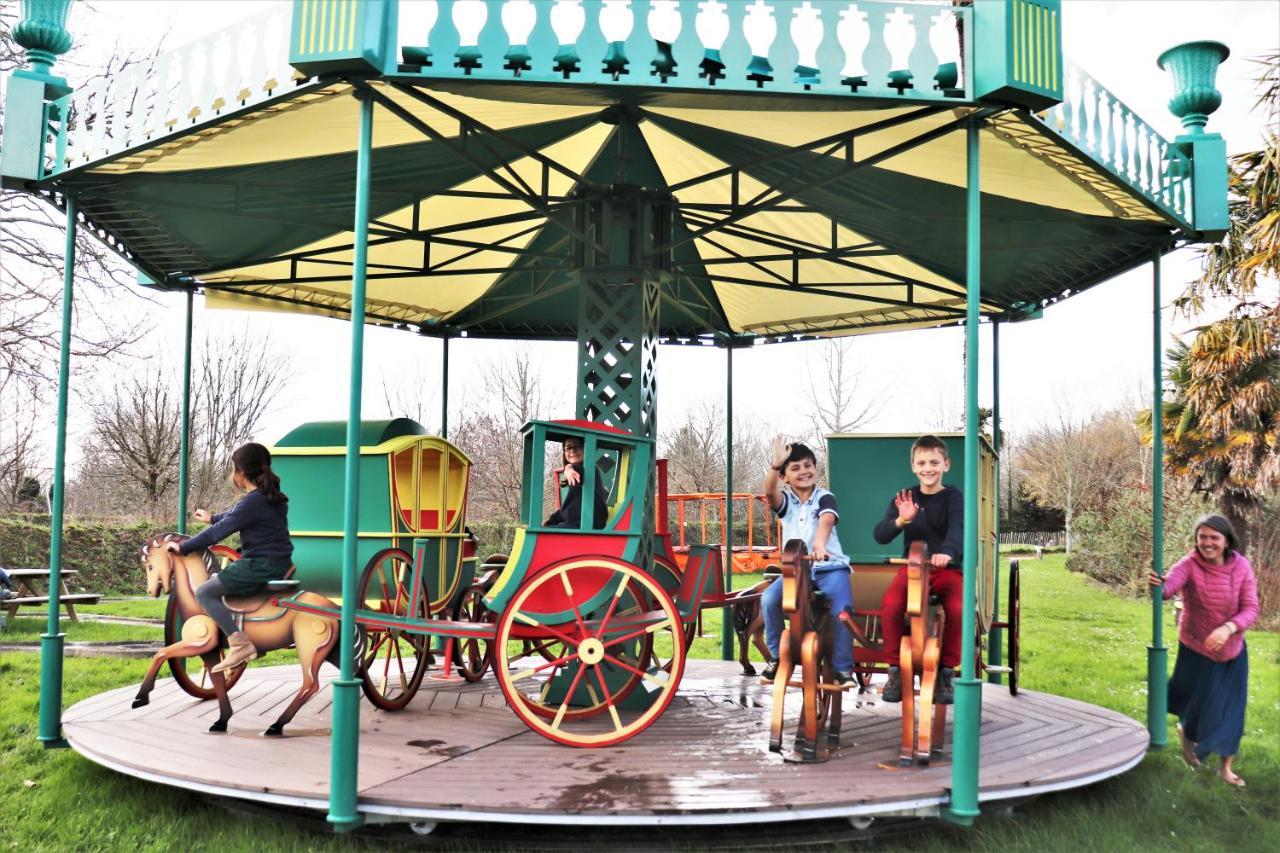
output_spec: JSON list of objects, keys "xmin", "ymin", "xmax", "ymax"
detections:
[{"xmin": 0, "ymin": 554, "xmax": 1275, "ymax": 851}]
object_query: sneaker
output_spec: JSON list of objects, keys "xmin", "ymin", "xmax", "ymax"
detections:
[
  {"xmin": 0, "ymin": 588, "xmax": 14, "ymax": 602},
  {"xmin": 935, "ymin": 667, "xmax": 955, "ymax": 705},
  {"xmin": 761, "ymin": 661, "xmax": 779, "ymax": 682},
  {"xmin": 832, "ymin": 670, "xmax": 855, "ymax": 688},
  {"xmin": 882, "ymin": 666, "xmax": 903, "ymax": 703}
]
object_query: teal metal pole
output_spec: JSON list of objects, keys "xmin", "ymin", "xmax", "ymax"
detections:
[
  {"xmin": 440, "ymin": 336, "xmax": 449, "ymax": 439},
  {"xmin": 720, "ymin": 341, "xmax": 734, "ymax": 660},
  {"xmin": 1147, "ymin": 249, "xmax": 1168, "ymax": 748},
  {"xmin": 37, "ymin": 197, "xmax": 76, "ymax": 748},
  {"xmin": 328, "ymin": 90, "xmax": 374, "ymax": 830},
  {"xmin": 947, "ymin": 119, "xmax": 982, "ymax": 824},
  {"xmin": 177, "ymin": 289, "xmax": 193, "ymax": 534},
  {"xmin": 987, "ymin": 319, "xmax": 1003, "ymax": 684}
]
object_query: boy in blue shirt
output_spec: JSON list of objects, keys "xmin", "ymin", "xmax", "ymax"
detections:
[{"xmin": 759, "ymin": 436, "xmax": 855, "ymax": 685}]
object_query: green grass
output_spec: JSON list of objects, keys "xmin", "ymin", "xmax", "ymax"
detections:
[
  {"xmin": 0, "ymin": 617, "xmax": 163, "ymax": 643},
  {"xmin": 88, "ymin": 597, "xmax": 168, "ymax": 620},
  {"xmin": 0, "ymin": 555, "xmax": 1275, "ymax": 851}
]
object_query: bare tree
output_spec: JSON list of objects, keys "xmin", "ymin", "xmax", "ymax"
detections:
[
  {"xmin": 1, "ymin": 6, "xmax": 155, "ymax": 398},
  {"xmin": 0, "ymin": 387, "xmax": 46, "ymax": 511},
  {"xmin": 804, "ymin": 339, "xmax": 889, "ymax": 439},
  {"xmin": 660, "ymin": 401, "xmax": 771, "ymax": 494},
  {"xmin": 449, "ymin": 347, "xmax": 553, "ymax": 522},
  {"xmin": 187, "ymin": 326, "xmax": 297, "ymax": 510},
  {"xmin": 83, "ymin": 369, "xmax": 182, "ymax": 516},
  {"xmin": 1018, "ymin": 404, "xmax": 1146, "ymax": 551}
]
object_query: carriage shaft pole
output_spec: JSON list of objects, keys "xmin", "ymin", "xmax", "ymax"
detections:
[
  {"xmin": 37, "ymin": 199, "xmax": 77, "ymax": 748},
  {"xmin": 328, "ymin": 89, "xmax": 375, "ymax": 830},
  {"xmin": 1147, "ymin": 249, "xmax": 1168, "ymax": 748},
  {"xmin": 947, "ymin": 119, "xmax": 983, "ymax": 825},
  {"xmin": 178, "ymin": 289, "xmax": 193, "ymax": 534}
]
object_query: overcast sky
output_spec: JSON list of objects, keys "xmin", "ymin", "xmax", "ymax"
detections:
[{"xmin": 29, "ymin": 1, "xmax": 1280, "ymax": 470}]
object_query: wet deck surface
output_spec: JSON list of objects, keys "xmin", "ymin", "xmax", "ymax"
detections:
[{"xmin": 63, "ymin": 660, "xmax": 1147, "ymax": 825}]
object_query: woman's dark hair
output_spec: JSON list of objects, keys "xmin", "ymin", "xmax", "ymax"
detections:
[
  {"xmin": 1193, "ymin": 513, "xmax": 1238, "ymax": 558},
  {"xmin": 232, "ymin": 442, "xmax": 287, "ymax": 504}
]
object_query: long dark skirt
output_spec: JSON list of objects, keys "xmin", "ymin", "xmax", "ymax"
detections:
[{"xmin": 1168, "ymin": 642, "xmax": 1248, "ymax": 761}]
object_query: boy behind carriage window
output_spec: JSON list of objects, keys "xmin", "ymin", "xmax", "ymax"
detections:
[
  {"xmin": 759, "ymin": 437, "xmax": 855, "ymax": 685},
  {"xmin": 872, "ymin": 434, "xmax": 964, "ymax": 705}
]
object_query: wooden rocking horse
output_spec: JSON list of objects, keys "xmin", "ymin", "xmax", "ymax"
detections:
[
  {"xmin": 767, "ymin": 540, "xmax": 846, "ymax": 762},
  {"xmin": 885, "ymin": 540, "xmax": 948, "ymax": 767},
  {"xmin": 134, "ymin": 533, "xmax": 343, "ymax": 736}
]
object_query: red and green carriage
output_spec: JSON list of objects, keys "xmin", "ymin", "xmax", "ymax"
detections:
[{"xmin": 188, "ymin": 416, "xmax": 757, "ymax": 747}]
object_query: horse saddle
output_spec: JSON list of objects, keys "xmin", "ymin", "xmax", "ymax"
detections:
[{"xmin": 222, "ymin": 565, "xmax": 297, "ymax": 614}]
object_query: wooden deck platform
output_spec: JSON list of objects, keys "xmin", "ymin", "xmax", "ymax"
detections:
[{"xmin": 63, "ymin": 660, "xmax": 1147, "ymax": 827}]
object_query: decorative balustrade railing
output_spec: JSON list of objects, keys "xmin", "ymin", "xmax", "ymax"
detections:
[
  {"xmin": 42, "ymin": 0, "xmax": 973, "ymax": 178},
  {"xmin": 391, "ymin": 0, "xmax": 971, "ymax": 100},
  {"xmin": 46, "ymin": 3, "xmax": 303, "ymax": 176},
  {"xmin": 1040, "ymin": 60, "xmax": 1194, "ymax": 225}
]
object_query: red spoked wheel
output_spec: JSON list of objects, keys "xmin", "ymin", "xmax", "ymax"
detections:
[
  {"xmin": 358, "ymin": 548, "xmax": 428, "ymax": 710},
  {"xmin": 1008, "ymin": 560, "xmax": 1021, "ymax": 696},
  {"xmin": 454, "ymin": 584, "xmax": 495, "ymax": 682},
  {"xmin": 166, "ymin": 543, "xmax": 248, "ymax": 698},
  {"xmin": 494, "ymin": 557, "xmax": 686, "ymax": 747}
]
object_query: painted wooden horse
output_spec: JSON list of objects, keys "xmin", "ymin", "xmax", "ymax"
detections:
[
  {"xmin": 768, "ymin": 539, "xmax": 845, "ymax": 762},
  {"xmin": 134, "ymin": 533, "xmax": 342, "ymax": 736}
]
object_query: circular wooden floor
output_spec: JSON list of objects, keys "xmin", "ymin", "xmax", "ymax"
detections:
[{"xmin": 63, "ymin": 660, "xmax": 1147, "ymax": 827}]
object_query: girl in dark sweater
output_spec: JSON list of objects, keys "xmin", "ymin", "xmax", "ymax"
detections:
[{"xmin": 166, "ymin": 442, "xmax": 293, "ymax": 672}]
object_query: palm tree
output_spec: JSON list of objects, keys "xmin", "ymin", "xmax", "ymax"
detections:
[{"xmin": 1147, "ymin": 52, "xmax": 1280, "ymax": 539}]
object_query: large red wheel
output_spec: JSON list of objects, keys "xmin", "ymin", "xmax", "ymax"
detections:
[
  {"xmin": 166, "ymin": 543, "xmax": 248, "ymax": 698},
  {"xmin": 493, "ymin": 557, "xmax": 685, "ymax": 747},
  {"xmin": 358, "ymin": 548, "xmax": 429, "ymax": 710},
  {"xmin": 1008, "ymin": 560, "xmax": 1021, "ymax": 696}
]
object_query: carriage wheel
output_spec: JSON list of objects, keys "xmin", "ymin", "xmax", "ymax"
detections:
[
  {"xmin": 1007, "ymin": 560, "xmax": 1021, "ymax": 696},
  {"xmin": 358, "ymin": 548, "xmax": 429, "ymax": 710},
  {"xmin": 454, "ymin": 585, "xmax": 494, "ymax": 682},
  {"xmin": 494, "ymin": 557, "xmax": 685, "ymax": 747},
  {"xmin": 166, "ymin": 544, "xmax": 248, "ymax": 698}
]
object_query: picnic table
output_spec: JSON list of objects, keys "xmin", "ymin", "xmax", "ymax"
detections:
[{"xmin": 2, "ymin": 568, "xmax": 101, "ymax": 626}]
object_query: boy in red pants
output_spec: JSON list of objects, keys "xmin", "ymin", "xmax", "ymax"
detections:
[{"xmin": 872, "ymin": 435, "xmax": 964, "ymax": 704}]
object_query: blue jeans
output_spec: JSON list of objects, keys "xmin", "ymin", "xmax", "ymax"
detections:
[{"xmin": 762, "ymin": 567, "xmax": 854, "ymax": 672}]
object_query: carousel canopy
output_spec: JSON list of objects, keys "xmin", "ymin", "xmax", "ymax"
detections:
[{"xmin": 23, "ymin": 0, "xmax": 1213, "ymax": 343}]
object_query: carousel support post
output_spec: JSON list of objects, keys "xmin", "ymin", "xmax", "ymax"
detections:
[
  {"xmin": 37, "ymin": 197, "xmax": 76, "ymax": 749},
  {"xmin": 440, "ymin": 335, "xmax": 449, "ymax": 438},
  {"xmin": 328, "ymin": 88, "xmax": 374, "ymax": 831},
  {"xmin": 947, "ymin": 118, "xmax": 983, "ymax": 825},
  {"xmin": 720, "ymin": 340, "xmax": 735, "ymax": 660},
  {"xmin": 1147, "ymin": 249, "xmax": 1168, "ymax": 748},
  {"xmin": 177, "ymin": 289, "xmax": 193, "ymax": 533},
  {"xmin": 987, "ymin": 319, "xmax": 1003, "ymax": 683}
]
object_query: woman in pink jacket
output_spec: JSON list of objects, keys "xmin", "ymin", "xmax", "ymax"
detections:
[{"xmin": 1148, "ymin": 513, "xmax": 1259, "ymax": 787}]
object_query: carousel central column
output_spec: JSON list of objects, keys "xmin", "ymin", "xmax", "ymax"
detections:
[{"xmin": 574, "ymin": 183, "xmax": 668, "ymax": 558}]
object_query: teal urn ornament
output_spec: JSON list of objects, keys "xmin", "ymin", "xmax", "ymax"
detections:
[{"xmin": 1157, "ymin": 40, "xmax": 1230, "ymax": 133}]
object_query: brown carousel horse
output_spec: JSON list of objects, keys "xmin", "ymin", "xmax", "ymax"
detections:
[{"xmin": 134, "ymin": 533, "xmax": 342, "ymax": 736}]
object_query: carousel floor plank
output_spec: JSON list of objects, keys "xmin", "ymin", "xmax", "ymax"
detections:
[{"xmin": 63, "ymin": 660, "xmax": 1148, "ymax": 826}]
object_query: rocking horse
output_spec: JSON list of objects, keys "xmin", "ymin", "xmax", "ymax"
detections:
[
  {"xmin": 767, "ymin": 539, "xmax": 847, "ymax": 762},
  {"xmin": 134, "ymin": 533, "xmax": 343, "ymax": 736}
]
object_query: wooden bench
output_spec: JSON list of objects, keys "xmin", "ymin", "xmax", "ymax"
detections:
[{"xmin": 2, "ymin": 568, "xmax": 101, "ymax": 625}]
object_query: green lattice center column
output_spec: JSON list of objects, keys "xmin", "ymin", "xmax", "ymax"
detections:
[{"xmin": 575, "ymin": 186, "xmax": 670, "ymax": 562}]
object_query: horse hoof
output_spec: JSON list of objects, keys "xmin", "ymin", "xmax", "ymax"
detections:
[
  {"xmin": 208, "ymin": 720, "xmax": 228, "ymax": 733},
  {"xmin": 131, "ymin": 697, "xmax": 149, "ymax": 709},
  {"xmin": 741, "ymin": 665, "xmax": 757, "ymax": 676},
  {"xmin": 263, "ymin": 724, "xmax": 284, "ymax": 737}
]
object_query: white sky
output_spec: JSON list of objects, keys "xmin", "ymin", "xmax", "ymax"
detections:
[{"xmin": 31, "ymin": 0, "xmax": 1280, "ymax": 469}]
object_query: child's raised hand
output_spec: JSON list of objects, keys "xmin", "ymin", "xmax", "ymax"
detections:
[
  {"xmin": 770, "ymin": 435, "xmax": 791, "ymax": 471},
  {"xmin": 562, "ymin": 466, "xmax": 582, "ymax": 486},
  {"xmin": 193, "ymin": 508, "xmax": 211, "ymax": 523},
  {"xmin": 894, "ymin": 490, "xmax": 918, "ymax": 524}
]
